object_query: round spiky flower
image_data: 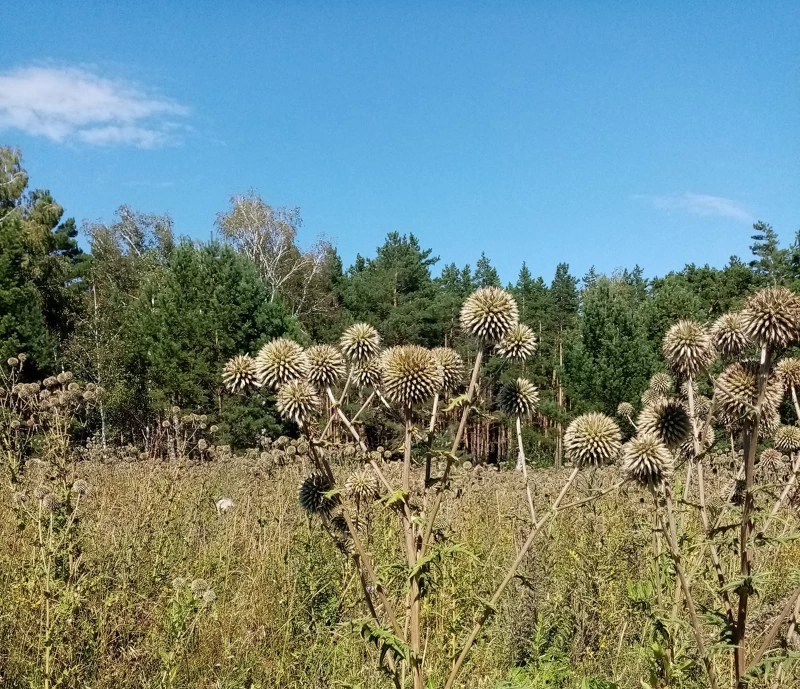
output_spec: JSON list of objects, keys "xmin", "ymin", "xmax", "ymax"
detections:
[
  {"xmin": 298, "ymin": 473, "xmax": 337, "ymax": 516},
  {"xmin": 716, "ymin": 361, "xmax": 783, "ymax": 421},
  {"xmin": 306, "ymin": 344, "xmax": 346, "ymax": 388},
  {"xmin": 345, "ymin": 469, "xmax": 378, "ymax": 503},
  {"xmin": 622, "ymin": 433, "xmax": 674, "ymax": 490},
  {"xmin": 71, "ymin": 479, "xmax": 90, "ymax": 496},
  {"xmin": 255, "ymin": 338, "xmax": 308, "ymax": 389},
  {"xmin": 617, "ymin": 402, "xmax": 635, "ymax": 419},
  {"xmin": 760, "ymin": 408, "xmax": 781, "ymax": 440},
  {"xmin": 774, "ymin": 425, "xmax": 800, "ymax": 453},
  {"xmin": 564, "ymin": 413, "xmax": 622, "ymax": 468},
  {"xmin": 649, "ymin": 372, "xmax": 674, "ymax": 395},
  {"xmin": 42, "ymin": 493, "xmax": 61, "ymax": 513},
  {"xmin": 352, "ymin": 358, "xmax": 382, "ymax": 389},
  {"xmin": 641, "ymin": 388, "xmax": 661, "ymax": 408},
  {"xmin": 380, "ymin": 345, "xmax": 443, "ymax": 407},
  {"xmin": 432, "ymin": 347, "xmax": 464, "ymax": 392},
  {"xmin": 222, "ymin": 354, "xmax": 260, "ymax": 393},
  {"xmin": 340, "ymin": 323, "xmax": 381, "ymax": 363},
  {"xmin": 497, "ymin": 378, "xmax": 539, "ymax": 417},
  {"xmin": 7, "ymin": 356, "xmax": 19, "ymax": 368},
  {"xmin": 637, "ymin": 397, "xmax": 691, "ymax": 449},
  {"xmin": 711, "ymin": 312, "xmax": 750, "ymax": 359},
  {"xmin": 758, "ymin": 448, "xmax": 786, "ymax": 477},
  {"xmin": 691, "ymin": 395, "xmax": 713, "ymax": 420},
  {"xmin": 459, "ymin": 287, "xmax": 519, "ymax": 342},
  {"xmin": 741, "ymin": 287, "xmax": 800, "ymax": 350},
  {"xmin": 776, "ymin": 357, "xmax": 800, "ymax": 391},
  {"xmin": 679, "ymin": 426, "xmax": 715, "ymax": 460},
  {"xmin": 495, "ymin": 323, "xmax": 537, "ymax": 361},
  {"xmin": 663, "ymin": 320, "xmax": 715, "ymax": 378},
  {"xmin": 276, "ymin": 379, "xmax": 320, "ymax": 425}
]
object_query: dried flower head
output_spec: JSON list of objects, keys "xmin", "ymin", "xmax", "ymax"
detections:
[
  {"xmin": 276, "ymin": 380, "xmax": 320, "ymax": 425},
  {"xmin": 760, "ymin": 408, "xmax": 781, "ymax": 439},
  {"xmin": 496, "ymin": 323, "xmax": 537, "ymax": 361},
  {"xmin": 351, "ymin": 358, "xmax": 382, "ymax": 389},
  {"xmin": 711, "ymin": 312, "xmax": 750, "ymax": 359},
  {"xmin": 758, "ymin": 448, "xmax": 786, "ymax": 477},
  {"xmin": 616, "ymin": 402, "xmax": 635, "ymax": 419},
  {"xmin": 7, "ymin": 357, "xmax": 19, "ymax": 368},
  {"xmin": 33, "ymin": 485, "xmax": 48, "ymax": 500},
  {"xmin": 340, "ymin": 323, "xmax": 382, "ymax": 363},
  {"xmin": 622, "ymin": 433, "xmax": 674, "ymax": 490},
  {"xmin": 298, "ymin": 473, "xmax": 337, "ymax": 516},
  {"xmin": 71, "ymin": 479, "xmax": 90, "ymax": 496},
  {"xmin": 190, "ymin": 578, "xmax": 209, "ymax": 595},
  {"xmin": 637, "ymin": 397, "xmax": 691, "ymax": 449},
  {"xmin": 197, "ymin": 439, "xmax": 208, "ymax": 451},
  {"xmin": 56, "ymin": 371, "xmax": 73, "ymax": 385},
  {"xmin": 380, "ymin": 345, "xmax": 443, "ymax": 407},
  {"xmin": 716, "ymin": 361, "xmax": 783, "ymax": 422},
  {"xmin": 432, "ymin": 347, "xmax": 464, "ymax": 392},
  {"xmin": 222, "ymin": 354, "xmax": 260, "ymax": 393},
  {"xmin": 306, "ymin": 344, "xmax": 346, "ymax": 388},
  {"xmin": 774, "ymin": 425, "xmax": 800, "ymax": 453},
  {"xmin": 641, "ymin": 388, "xmax": 661, "ymax": 408},
  {"xmin": 776, "ymin": 357, "xmax": 800, "ymax": 391},
  {"xmin": 460, "ymin": 287, "xmax": 519, "ymax": 342},
  {"xmin": 345, "ymin": 469, "xmax": 378, "ymax": 503},
  {"xmin": 663, "ymin": 320, "xmax": 715, "ymax": 378},
  {"xmin": 17, "ymin": 353, "xmax": 27, "ymax": 363},
  {"xmin": 255, "ymin": 338, "xmax": 308, "ymax": 389},
  {"xmin": 691, "ymin": 395, "xmax": 713, "ymax": 420},
  {"xmin": 564, "ymin": 412, "xmax": 622, "ymax": 468},
  {"xmin": 497, "ymin": 378, "xmax": 539, "ymax": 417},
  {"xmin": 741, "ymin": 287, "xmax": 800, "ymax": 349},
  {"xmin": 649, "ymin": 372, "xmax": 674, "ymax": 395},
  {"xmin": 679, "ymin": 426, "xmax": 715, "ymax": 460},
  {"xmin": 201, "ymin": 589, "xmax": 217, "ymax": 605},
  {"xmin": 43, "ymin": 376, "xmax": 58, "ymax": 388},
  {"xmin": 42, "ymin": 493, "xmax": 61, "ymax": 513}
]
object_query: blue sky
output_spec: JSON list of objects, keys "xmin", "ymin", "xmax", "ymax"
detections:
[{"xmin": 2, "ymin": 2, "xmax": 798, "ymax": 283}]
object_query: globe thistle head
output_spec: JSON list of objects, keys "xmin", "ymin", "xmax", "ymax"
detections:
[
  {"xmin": 298, "ymin": 473, "xmax": 337, "ymax": 516},
  {"xmin": 711, "ymin": 312, "xmax": 750, "ymax": 359},
  {"xmin": 41, "ymin": 493, "xmax": 61, "ymax": 513},
  {"xmin": 759, "ymin": 408, "xmax": 781, "ymax": 440},
  {"xmin": 663, "ymin": 320, "xmax": 715, "ymax": 378},
  {"xmin": 432, "ymin": 347, "xmax": 464, "ymax": 392},
  {"xmin": 222, "ymin": 354, "xmax": 260, "ymax": 393},
  {"xmin": 495, "ymin": 323, "xmax": 537, "ymax": 361},
  {"xmin": 276, "ymin": 380, "xmax": 320, "ymax": 425},
  {"xmin": 380, "ymin": 345, "xmax": 443, "ymax": 407},
  {"xmin": 641, "ymin": 388, "xmax": 661, "ymax": 408},
  {"xmin": 497, "ymin": 378, "xmax": 539, "ymax": 417},
  {"xmin": 776, "ymin": 357, "xmax": 800, "ymax": 391},
  {"xmin": 352, "ymin": 358, "xmax": 382, "ymax": 390},
  {"xmin": 616, "ymin": 402, "xmax": 635, "ymax": 420},
  {"xmin": 190, "ymin": 578, "xmax": 209, "ymax": 595},
  {"xmin": 741, "ymin": 287, "xmax": 800, "ymax": 350},
  {"xmin": 201, "ymin": 589, "xmax": 217, "ymax": 606},
  {"xmin": 622, "ymin": 433, "xmax": 674, "ymax": 490},
  {"xmin": 774, "ymin": 425, "xmax": 800, "ymax": 453},
  {"xmin": 460, "ymin": 287, "xmax": 519, "ymax": 342},
  {"xmin": 7, "ymin": 356, "xmax": 19, "ymax": 368},
  {"xmin": 306, "ymin": 344, "xmax": 346, "ymax": 388},
  {"xmin": 679, "ymin": 426, "xmax": 715, "ymax": 460},
  {"xmin": 340, "ymin": 323, "xmax": 381, "ymax": 363},
  {"xmin": 345, "ymin": 469, "xmax": 378, "ymax": 503},
  {"xmin": 564, "ymin": 412, "xmax": 622, "ymax": 468},
  {"xmin": 197, "ymin": 439, "xmax": 208, "ymax": 451},
  {"xmin": 71, "ymin": 479, "xmax": 90, "ymax": 496},
  {"xmin": 716, "ymin": 361, "xmax": 783, "ymax": 422},
  {"xmin": 255, "ymin": 338, "xmax": 308, "ymax": 389},
  {"xmin": 691, "ymin": 395, "xmax": 713, "ymax": 420},
  {"xmin": 637, "ymin": 397, "xmax": 691, "ymax": 449},
  {"xmin": 649, "ymin": 372, "xmax": 674, "ymax": 395},
  {"xmin": 758, "ymin": 448, "xmax": 786, "ymax": 477}
]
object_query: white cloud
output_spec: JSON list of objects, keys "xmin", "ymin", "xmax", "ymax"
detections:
[
  {"xmin": 645, "ymin": 192, "xmax": 753, "ymax": 223},
  {"xmin": 0, "ymin": 66, "xmax": 189, "ymax": 148}
]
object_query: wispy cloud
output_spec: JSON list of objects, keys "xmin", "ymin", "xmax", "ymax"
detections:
[
  {"xmin": 0, "ymin": 65, "xmax": 189, "ymax": 148},
  {"xmin": 642, "ymin": 192, "xmax": 753, "ymax": 223}
]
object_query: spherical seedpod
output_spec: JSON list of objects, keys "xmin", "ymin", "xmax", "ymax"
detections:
[
  {"xmin": 716, "ymin": 361, "xmax": 783, "ymax": 422},
  {"xmin": 663, "ymin": 320, "xmax": 715, "ymax": 378},
  {"xmin": 340, "ymin": 323, "xmax": 382, "ymax": 363},
  {"xmin": 495, "ymin": 323, "xmax": 537, "ymax": 361},
  {"xmin": 774, "ymin": 425, "xmax": 800, "ymax": 453},
  {"xmin": 776, "ymin": 357, "xmax": 800, "ymax": 391},
  {"xmin": 711, "ymin": 312, "xmax": 750, "ymax": 360},
  {"xmin": 460, "ymin": 287, "xmax": 519, "ymax": 343},
  {"xmin": 758, "ymin": 448, "xmax": 786, "ymax": 478},
  {"xmin": 741, "ymin": 286, "xmax": 800, "ymax": 350},
  {"xmin": 616, "ymin": 402, "xmax": 635, "ymax": 420},
  {"xmin": 345, "ymin": 468, "xmax": 379, "ymax": 503},
  {"xmin": 641, "ymin": 388, "xmax": 661, "ymax": 408},
  {"xmin": 380, "ymin": 345, "xmax": 443, "ymax": 407},
  {"xmin": 432, "ymin": 347, "xmax": 464, "ymax": 392},
  {"xmin": 351, "ymin": 357, "xmax": 382, "ymax": 390},
  {"xmin": 255, "ymin": 338, "xmax": 308, "ymax": 389},
  {"xmin": 564, "ymin": 412, "xmax": 622, "ymax": 468},
  {"xmin": 276, "ymin": 379, "xmax": 320, "ymax": 426},
  {"xmin": 298, "ymin": 473, "xmax": 337, "ymax": 517},
  {"xmin": 637, "ymin": 397, "xmax": 691, "ymax": 449},
  {"xmin": 759, "ymin": 408, "xmax": 781, "ymax": 440},
  {"xmin": 222, "ymin": 354, "xmax": 260, "ymax": 393},
  {"xmin": 622, "ymin": 433, "xmax": 674, "ymax": 490},
  {"xmin": 679, "ymin": 426, "xmax": 715, "ymax": 460},
  {"xmin": 497, "ymin": 378, "xmax": 539, "ymax": 417},
  {"xmin": 649, "ymin": 372, "xmax": 674, "ymax": 395},
  {"xmin": 306, "ymin": 344, "xmax": 346, "ymax": 389}
]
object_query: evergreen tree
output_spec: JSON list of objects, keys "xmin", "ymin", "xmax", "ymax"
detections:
[{"xmin": 474, "ymin": 252, "xmax": 501, "ymax": 287}]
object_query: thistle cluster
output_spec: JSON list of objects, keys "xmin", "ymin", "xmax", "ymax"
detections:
[{"xmin": 715, "ymin": 361, "xmax": 783, "ymax": 422}]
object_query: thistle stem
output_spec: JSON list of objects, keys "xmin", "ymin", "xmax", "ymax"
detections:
[{"xmin": 516, "ymin": 415, "xmax": 536, "ymax": 523}]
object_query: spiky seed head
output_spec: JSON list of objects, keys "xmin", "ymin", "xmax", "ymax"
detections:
[
  {"xmin": 716, "ymin": 361, "xmax": 783, "ymax": 421},
  {"xmin": 298, "ymin": 473, "xmax": 337, "ymax": 516},
  {"xmin": 691, "ymin": 395, "xmax": 713, "ymax": 419},
  {"xmin": 7, "ymin": 357, "xmax": 19, "ymax": 368},
  {"xmin": 17, "ymin": 353, "xmax": 26, "ymax": 363},
  {"xmin": 649, "ymin": 372, "xmax": 674, "ymax": 395},
  {"xmin": 663, "ymin": 320, "xmax": 715, "ymax": 378},
  {"xmin": 71, "ymin": 479, "xmax": 89, "ymax": 496},
  {"xmin": 741, "ymin": 287, "xmax": 800, "ymax": 349},
  {"xmin": 759, "ymin": 408, "xmax": 781, "ymax": 440},
  {"xmin": 340, "ymin": 323, "xmax": 382, "ymax": 363},
  {"xmin": 459, "ymin": 287, "xmax": 519, "ymax": 342},
  {"xmin": 496, "ymin": 323, "xmax": 537, "ymax": 361},
  {"xmin": 190, "ymin": 578, "xmax": 209, "ymax": 595},
  {"xmin": 711, "ymin": 312, "xmax": 750, "ymax": 359},
  {"xmin": 351, "ymin": 358, "xmax": 382, "ymax": 389},
  {"xmin": 774, "ymin": 425, "xmax": 800, "ymax": 453},
  {"xmin": 679, "ymin": 426, "xmax": 715, "ymax": 460},
  {"xmin": 255, "ymin": 338, "xmax": 308, "ymax": 389},
  {"xmin": 497, "ymin": 378, "xmax": 539, "ymax": 417},
  {"xmin": 758, "ymin": 448, "xmax": 786, "ymax": 477},
  {"xmin": 622, "ymin": 433, "xmax": 674, "ymax": 490},
  {"xmin": 432, "ymin": 347, "xmax": 464, "ymax": 391},
  {"xmin": 776, "ymin": 357, "xmax": 800, "ymax": 391},
  {"xmin": 637, "ymin": 397, "xmax": 691, "ymax": 449},
  {"xmin": 679, "ymin": 379, "xmax": 699, "ymax": 401},
  {"xmin": 43, "ymin": 376, "xmax": 58, "ymax": 388},
  {"xmin": 202, "ymin": 589, "xmax": 217, "ymax": 605},
  {"xmin": 345, "ymin": 469, "xmax": 378, "ymax": 503},
  {"xmin": 641, "ymin": 388, "xmax": 661, "ymax": 408},
  {"xmin": 222, "ymin": 354, "xmax": 260, "ymax": 393},
  {"xmin": 564, "ymin": 413, "xmax": 622, "ymax": 468},
  {"xmin": 306, "ymin": 344, "xmax": 346, "ymax": 388},
  {"xmin": 197, "ymin": 439, "xmax": 208, "ymax": 451},
  {"xmin": 276, "ymin": 380, "xmax": 320, "ymax": 425},
  {"xmin": 380, "ymin": 345, "xmax": 443, "ymax": 407},
  {"xmin": 616, "ymin": 402, "xmax": 635, "ymax": 419},
  {"xmin": 42, "ymin": 493, "xmax": 61, "ymax": 513},
  {"xmin": 56, "ymin": 371, "xmax": 73, "ymax": 385}
]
